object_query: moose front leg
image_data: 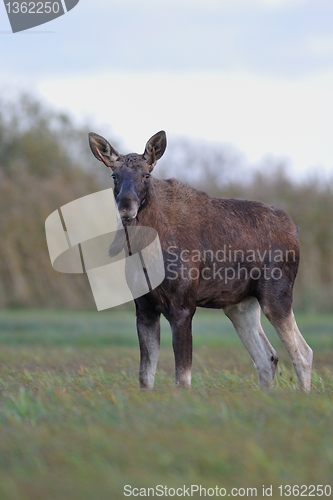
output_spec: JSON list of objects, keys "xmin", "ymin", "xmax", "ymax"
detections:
[
  {"xmin": 170, "ymin": 307, "xmax": 195, "ymax": 388},
  {"xmin": 136, "ymin": 303, "xmax": 161, "ymax": 389}
]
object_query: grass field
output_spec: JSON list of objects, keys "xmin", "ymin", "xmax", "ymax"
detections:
[{"xmin": 0, "ymin": 307, "xmax": 332, "ymax": 500}]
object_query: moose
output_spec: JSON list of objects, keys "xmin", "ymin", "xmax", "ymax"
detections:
[{"xmin": 88, "ymin": 130, "xmax": 313, "ymax": 392}]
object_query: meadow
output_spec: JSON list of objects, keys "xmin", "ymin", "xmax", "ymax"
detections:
[{"xmin": 0, "ymin": 307, "xmax": 332, "ymax": 500}]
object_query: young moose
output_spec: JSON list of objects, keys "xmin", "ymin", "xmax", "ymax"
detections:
[{"xmin": 89, "ymin": 130, "xmax": 313, "ymax": 392}]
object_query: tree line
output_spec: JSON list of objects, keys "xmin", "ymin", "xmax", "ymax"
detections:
[{"xmin": 0, "ymin": 95, "xmax": 332, "ymax": 311}]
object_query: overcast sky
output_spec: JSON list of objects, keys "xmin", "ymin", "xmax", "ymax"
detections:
[{"xmin": 1, "ymin": 0, "xmax": 333, "ymax": 177}]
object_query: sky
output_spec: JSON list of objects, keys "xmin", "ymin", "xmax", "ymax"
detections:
[{"xmin": 1, "ymin": 0, "xmax": 333, "ymax": 178}]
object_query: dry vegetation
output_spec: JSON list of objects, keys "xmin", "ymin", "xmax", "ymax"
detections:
[{"xmin": 0, "ymin": 94, "xmax": 103, "ymax": 309}]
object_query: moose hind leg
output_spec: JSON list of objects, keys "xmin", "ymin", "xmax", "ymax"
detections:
[
  {"xmin": 265, "ymin": 309, "xmax": 313, "ymax": 392},
  {"xmin": 136, "ymin": 304, "xmax": 161, "ymax": 389},
  {"xmin": 224, "ymin": 297, "xmax": 279, "ymax": 391}
]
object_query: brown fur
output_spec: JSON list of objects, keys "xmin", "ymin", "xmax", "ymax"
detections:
[{"xmin": 135, "ymin": 177, "xmax": 299, "ymax": 315}]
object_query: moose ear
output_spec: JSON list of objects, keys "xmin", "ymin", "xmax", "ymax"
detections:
[
  {"xmin": 88, "ymin": 132, "xmax": 120, "ymax": 168},
  {"xmin": 143, "ymin": 130, "xmax": 167, "ymax": 168}
]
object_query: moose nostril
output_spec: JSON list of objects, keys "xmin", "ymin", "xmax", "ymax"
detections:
[{"xmin": 118, "ymin": 204, "xmax": 138, "ymax": 221}]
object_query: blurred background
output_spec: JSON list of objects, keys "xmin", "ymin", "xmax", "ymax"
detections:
[{"xmin": 1, "ymin": 0, "xmax": 333, "ymax": 312}]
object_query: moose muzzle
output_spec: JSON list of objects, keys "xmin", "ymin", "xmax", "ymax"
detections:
[{"xmin": 116, "ymin": 182, "xmax": 140, "ymax": 221}]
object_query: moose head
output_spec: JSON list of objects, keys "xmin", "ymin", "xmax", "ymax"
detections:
[{"xmin": 89, "ymin": 131, "xmax": 167, "ymax": 222}]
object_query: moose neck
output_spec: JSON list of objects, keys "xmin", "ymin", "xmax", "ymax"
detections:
[{"xmin": 135, "ymin": 178, "xmax": 160, "ymax": 229}]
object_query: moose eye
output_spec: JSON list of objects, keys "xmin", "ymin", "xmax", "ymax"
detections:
[
  {"xmin": 111, "ymin": 174, "xmax": 117, "ymax": 180},
  {"xmin": 145, "ymin": 173, "xmax": 150, "ymax": 179}
]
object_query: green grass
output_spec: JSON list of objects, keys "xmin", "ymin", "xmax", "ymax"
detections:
[{"xmin": 0, "ymin": 308, "xmax": 332, "ymax": 500}]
